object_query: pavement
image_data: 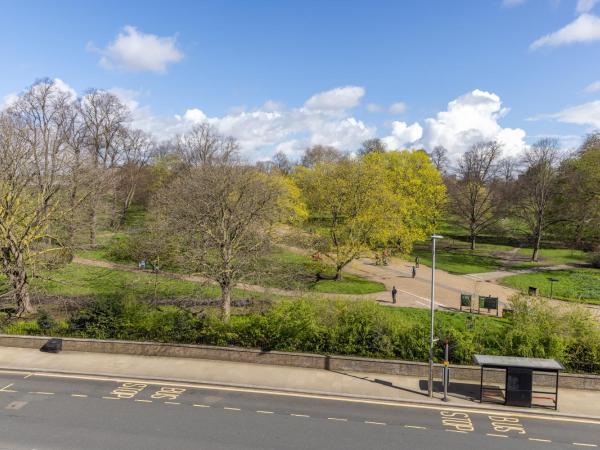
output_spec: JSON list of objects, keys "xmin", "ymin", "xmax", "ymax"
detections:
[{"xmin": 1, "ymin": 348, "xmax": 600, "ymax": 449}]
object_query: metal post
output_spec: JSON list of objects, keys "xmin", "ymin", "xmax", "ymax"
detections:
[
  {"xmin": 442, "ymin": 339, "xmax": 449, "ymax": 402},
  {"xmin": 428, "ymin": 235, "xmax": 443, "ymax": 398}
]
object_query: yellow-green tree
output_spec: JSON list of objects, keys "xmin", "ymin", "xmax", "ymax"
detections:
[
  {"xmin": 294, "ymin": 150, "xmax": 445, "ymax": 279},
  {"xmin": 363, "ymin": 149, "xmax": 446, "ymax": 253}
]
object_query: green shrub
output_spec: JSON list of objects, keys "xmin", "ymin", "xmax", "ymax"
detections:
[{"xmin": 36, "ymin": 309, "xmax": 56, "ymax": 331}]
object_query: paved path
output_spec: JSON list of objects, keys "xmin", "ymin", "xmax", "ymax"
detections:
[{"xmin": 0, "ymin": 348, "xmax": 599, "ymax": 449}]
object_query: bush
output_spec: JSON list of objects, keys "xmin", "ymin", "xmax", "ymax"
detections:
[{"xmin": 36, "ymin": 309, "xmax": 56, "ymax": 331}]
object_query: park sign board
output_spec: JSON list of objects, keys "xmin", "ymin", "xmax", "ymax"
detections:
[{"xmin": 460, "ymin": 294, "xmax": 472, "ymax": 308}]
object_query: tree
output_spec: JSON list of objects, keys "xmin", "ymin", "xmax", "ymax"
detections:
[
  {"xmin": 358, "ymin": 138, "xmax": 386, "ymax": 156},
  {"xmin": 448, "ymin": 141, "xmax": 503, "ymax": 250},
  {"xmin": 516, "ymin": 138, "xmax": 561, "ymax": 261},
  {"xmin": 152, "ymin": 160, "xmax": 294, "ymax": 320},
  {"xmin": 427, "ymin": 146, "xmax": 450, "ymax": 175},
  {"xmin": 0, "ymin": 80, "xmax": 81, "ymax": 314},
  {"xmin": 294, "ymin": 159, "xmax": 395, "ymax": 279},
  {"xmin": 174, "ymin": 123, "xmax": 238, "ymax": 167},
  {"xmin": 78, "ymin": 90, "xmax": 129, "ymax": 245},
  {"xmin": 300, "ymin": 145, "xmax": 345, "ymax": 168},
  {"xmin": 554, "ymin": 133, "xmax": 600, "ymax": 249},
  {"xmin": 271, "ymin": 151, "xmax": 293, "ymax": 174}
]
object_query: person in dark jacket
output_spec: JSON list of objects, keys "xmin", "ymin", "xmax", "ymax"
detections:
[
  {"xmin": 391, "ymin": 286, "xmax": 398, "ymax": 304},
  {"xmin": 415, "ymin": 255, "xmax": 420, "ymax": 268},
  {"xmin": 411, "ymin": 266, "xmax": 416, "ymax": 279}
]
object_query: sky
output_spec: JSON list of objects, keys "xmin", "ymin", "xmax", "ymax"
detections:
[{"xmin": 1, "ymin": 0, "xmax": 599, "ymax": 161}]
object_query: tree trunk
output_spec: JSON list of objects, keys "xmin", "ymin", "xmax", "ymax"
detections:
[
  {"xmin": 220, "ymin": 283, "xmax": 231, "ymax": 322},
  {"xmin": 531, "ymin": 229, "xmax": 542, "ymax": 262},
  {"xmin": 89, "ymin": 205, "xmax": 97, "ymax": 247},
  {"xmin": 469, "ymin": 228, "xmax": 476, "ymax": 250},
  {"xmin": 2, "ymin": 247, "xmax": 34, "ymax": 315},
  {"xmin": 335, "ymin": 265, "xmax": 343, "ymax": 281}
]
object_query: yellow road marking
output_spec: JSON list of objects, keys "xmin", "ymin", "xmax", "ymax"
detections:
[
  {"xmin": 327, "ymin": 417, "xmax": 347, "ymax": 422},
  {"xmin": 164, "ymin": 401, "xmax": 181, "ymax": 405},
  {"xmin": 193, "ymin": 404, "xmax": 210, "ymax": 408},
  {"xmin": 290, "ymin": 413, "xmax": 310, "ymax": 417},
  {"xmin": 573, "ymin": 444, "xmax": 598, "ymax": 447},
  {"xmin": 365, "ymin": 421, "xmax": 386, "ymax": 426},
  {"xmin": 28, "ymin": 391, "xmax": 54, "ymax": 395},
  {"xmin": 529, "ymin": 438, "xmax": 552, "ymax": 443},
  {"xmin": 224, "ymin": 407, "xmax": 240, "ymax": 411},
  {"xmin": 135, "ymin": 399, "xmax": 152, "ymax": 403},
  {"xmin": 0, "ymin": 383, "xmax": 16, "ymax": 393},
  {"xmin": 256, "ymin": 410, "xmax": 274, "ymax": 414},
  {"xmin": 71, "ymin": 394, "xmax": 88, "ymax": 398},
  {"xmin": 487, "ymin": 433, "xmax": 508, "ymax": 438},
  {"xmin": 9, "ymin": 370, "xmax": 600, "ymax": 425},
  {"xmin": 405, "ymin": 425, "xmax": 427, "ymax": 429}
]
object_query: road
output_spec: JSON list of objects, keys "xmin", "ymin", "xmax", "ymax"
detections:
[{"xmin": 0, "ymin": 370, "xmax": 599, "ymax": 449}]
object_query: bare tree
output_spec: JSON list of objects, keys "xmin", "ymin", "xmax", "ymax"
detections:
[
  {"xmin": 174, "ymin": 123, "xmax": 239, "ymax": 167},
  {"xmin": 358, "ymin": 138, "xmax": 386, "ymax": 156},
  {"xmin": 271, "ymin": 151, "xmax": 293, "ymax": 174},
  {"xmin": 153, "ymin": 158, "xmax": 286, "ymax": 320},
  {"xmin": 78, "ymin": 90, "xmax": 129, "ymax": 245},
  {"xmin": 0, "ymin": 80, "xmax": 82, "ymax": 314},
  {"xmin": 428, "ymin": 146, "xmax": 450, "ymax": 174},
  {"xmin": 300, "ymin": 145, "xmax": 345, "ymax": 168},
  {"xmin": 516, "ymin": 138, "xmax": 562, "ymax": 261},
  {"xmin": 449, "ymin": 141, "xmax": 502, "ymax": 250},
  {"xmin": 498, "ymin": 156, "xmax": 519, "ymax": 182}
]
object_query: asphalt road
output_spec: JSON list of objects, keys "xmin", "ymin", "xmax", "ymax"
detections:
[{"xmin": 0, "ymin": 370, "xmax": 598, "ymax": 450}]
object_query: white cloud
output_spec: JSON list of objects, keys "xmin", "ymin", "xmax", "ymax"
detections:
[
  {"xmin": 304, "ymin": 86, "xmax": 365, "ymax": 111},
  {"xmin": 263, "ymin": 100, "xmax": 284, "ymax": 111},
  {"xmin": 389, "ymin": 102, "xmax": 407, "ymax": 114},
  {"xmin": 108, "ymin": 87, "xmax": 141, "ymax": 111},
  {"xmin": 381, "ymin": 121, "xmax": 423, "ymax": 149},
  {"xmin": 577, "ymin": 0, "xmax": 599, "ymax": 14},
  {"xmin": 535, "ymin": 100, "xmax": 600, "ymax": 128},
  {"xmin": 418, "ymin": 89, "xmax": 527, "ymax": 158},
  {"xmin": 585, "ymin": 80, "xmax": 600, "ymax": 92},
  {"xmin": 366, "ymin": 103, "xmax": 383, "ymax": 113},
  {"xmin": 530, "ymin": 14, "xmax": 600, "ymax": 49},
  {"xmin": 92, "ymin": 25, "xmax": 184, "ymax": 73}
]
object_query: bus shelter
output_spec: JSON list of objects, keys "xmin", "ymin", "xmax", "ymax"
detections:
[{"xmin": 473, "ymin": 355, "xmax": 563, "ymax": 410}]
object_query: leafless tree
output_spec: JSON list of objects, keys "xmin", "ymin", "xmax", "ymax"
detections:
[
  {"xmin": 515, "ymin": 138, "xmax": 562, "ymax": 261},
  {"xmin": 271, "ymin": 151, "xmax": 293, "ymax": 174},
  {"xmin": 448, "ymin": 141, "xmax": 502, "ymax": 250},
  {"xmin": 0, "ymin": 80, "xmax": 83, "ymax": 314},
  {"xmin": 358, "ymin": 138, "xmax": 386, "ymax": 156},
  {"xmin": 174, "ymin": 123, "xmax": 239, "ymax": 167},
  {"xmin": 428, "ymin": 146, "xmax": 450, "ymax": 175},
  {"xmin": 153, "ymin": 157, "xmax": 286, "ymax": 320},
  {"xmin": 300, "ymin": 144, "xmax": 345, "ymax": 168},
  {"xmin": 78, "ymin": 90, "xmax": 129, "ymax": 245}
]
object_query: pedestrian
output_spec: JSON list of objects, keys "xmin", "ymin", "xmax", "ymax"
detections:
[
  {"xmin": 415, "ymin": 255, "xmax": 420, "ymax": 268},
  {"xmin": 412, "ymin": 265, "xmax": 416, "ymax": 279},
  {"xmin": 391, "ymin": 286, "xmax": 398, "ymax": 304}
]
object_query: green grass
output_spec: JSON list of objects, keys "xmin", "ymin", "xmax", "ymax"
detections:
[
  {"xmin": 311, "ymin": 274, "xmax": 385, "ymax": 294},
  {"xmin": 500, "ymin": 268, "xmax": 600, "ymax": 304},
  {"xmin": 384, "ymin": 305, "xmax": 508, "ymax": 331},
  {"xmin": 411, "ymin": 246, "xmax": 504, "ymax": 274},
  {"xmin": 514, "ymin": 248, "xmax": 591, "ymax": 266}
]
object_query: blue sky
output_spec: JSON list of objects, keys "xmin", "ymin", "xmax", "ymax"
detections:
[{"xmin": 1, "ymin": 0, "xmax": 599, "ymax": 160}]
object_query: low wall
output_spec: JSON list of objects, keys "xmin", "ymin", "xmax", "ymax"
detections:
[{"xmin": 1, "ymin": 334, "xmax": 598, "ymax": 391}]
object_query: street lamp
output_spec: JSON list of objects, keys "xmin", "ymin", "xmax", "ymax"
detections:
[
  {"xmin": 428, "ymin": 234, "xmax": 443, "ymax": 398},
  {"xmin": 548, "ymin": 277, "xmax": 559, "ymax": 300}
]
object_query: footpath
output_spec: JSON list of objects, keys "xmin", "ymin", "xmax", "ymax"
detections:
[{"xmin": 0, "ymin": 346, "xmax": 599, "ymax": 419}]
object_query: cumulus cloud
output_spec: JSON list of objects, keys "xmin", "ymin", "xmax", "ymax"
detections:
[
  {"xmin": 389, "ymin": 102, "xmax": 407, "ymax": 114},
  {"xmin": 91, "ymin": 25, "xmax": 184, "ymax": 73},
  {"xmin": 417, "ymin": 89, "xmax": 527, "ymax": 158},
  {"xmin": 577, "ymin": 0, "xmax": 599, "ymax": 14},
  {"xmin": 304, "ymin": 86, "xmax": 365, "ymax": 111},
  {"xmin": 530, "ymin": 14, "xmax": 600, "ymax": 49},
  {"xmin": 534, "ymin": 100, "xmax": 600, "ymax": 128},
  {"xmin": 585, "ymin": 80, "xmax": 600, "ymax": 92},
  {"xmin": 381, "ymin": 121, "xmax": 423, "ymax": 149}
]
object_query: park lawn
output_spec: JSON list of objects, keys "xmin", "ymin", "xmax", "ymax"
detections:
[
  {"xmin": 411, "ymin": 246, "xmax": 504, "ymax": 274},
  {"xmin": 251, "ymin": 247, "xmax": 386, "ymax": 294},
  {"xmin": 500, "ymin": 268, "xmax": 600, "ymax": 304},
  {"xmin": 514, "ymin": 248, "xmax": 591, "ymax": 267}
]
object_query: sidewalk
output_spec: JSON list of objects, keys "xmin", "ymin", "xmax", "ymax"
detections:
[{"xmin": 1, "ymin": 346, "xmax": 598, "ymax": 419}]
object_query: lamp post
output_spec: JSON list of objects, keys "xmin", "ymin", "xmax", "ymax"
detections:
[
  {"xmin": 428, "ymin": 234, "xmax": 443, "ymax": 398},
  {"xmin": 548, "ymin": 277, "xmax": 559, "ymax": 300}
]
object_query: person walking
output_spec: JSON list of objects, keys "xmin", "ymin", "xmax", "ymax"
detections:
[
  {"xmin": 411, "ymin": 265, "xmax": 416, "ymax": 279},
  {"xmin": 415, "ymin": 255, "xmax": 420, "ymax": 268},
  {"xmin": 391, "ymin": 286, "xmax": 398, "ymax": 304}
]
